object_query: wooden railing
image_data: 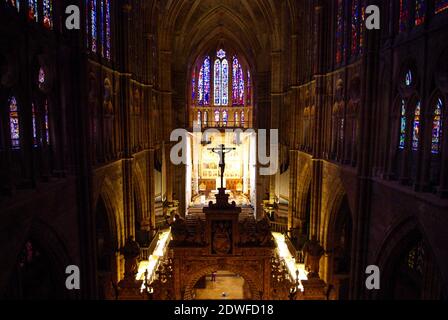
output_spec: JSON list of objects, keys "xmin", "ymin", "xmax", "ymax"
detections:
[{"xmin": 269, "ymin": 221, "xmax": 288, "ymax": 234}]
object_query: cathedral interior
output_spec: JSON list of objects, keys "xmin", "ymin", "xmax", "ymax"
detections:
[{"xmin": 1, "ymin": 0, "xmax": 448, "ymax": 301}]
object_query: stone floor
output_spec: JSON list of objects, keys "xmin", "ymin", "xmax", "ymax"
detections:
[{"xmin": 194, "ymin": 271, "xmax": 245, "ymax": 300}]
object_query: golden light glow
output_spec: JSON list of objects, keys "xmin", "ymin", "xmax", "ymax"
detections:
[
  {"xmin": 136, "ymin": 229, "xmax": 172, "ymax": 290},
  {"xmin": 272, "ymin": 232, "xmax": 308, "ymax": 292}
]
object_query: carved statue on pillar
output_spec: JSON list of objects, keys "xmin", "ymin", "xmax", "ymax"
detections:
[
  {"xmin": 303, "ymin": 236, "xmax": 325, "ymax": 278},
  {"xmin": 117, "ymin": 237, "xmax": 145, "ymax": 300},
  {"xmin": 121, "ymin": 237, "xmax": 141, "ymax": 279}
]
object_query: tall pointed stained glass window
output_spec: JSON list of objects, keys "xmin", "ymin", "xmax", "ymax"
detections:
[
  {"xmin": 247, "ymin": 71, "xmax": 252, "ymax": 105},
  {"xmin": 214, "ymin": 59, "xmax": 222, "ymax": 106},
  {"xmin": 415, "ymin": 0, "xmax": 426, "ymax": 26},
  {"xmin": 192, "ymin": 68, "xmax": 196, "ymax": 101},
  {"xmin": 222, "ymin": 59, "xmax": 229, "ymax": 106},
  {"xmin": 90, "ymin": 0, "xmax": 98, "ymax": 53},
  {"xmin": 213, "ymin": 49, "xmax": 228, "ymax": 106},
  {"xmin": 399, "ymin": 0, "xmax": 410, "ymax": 33},
  {"xmin": 100, "ymin": 0, "xmax": 111, "ymax": 59},
  {"xmin": 412, "ymin": 101, "xmax": 421, "ymax": 151},
  {"xmin": 399, "ymin": 99, "xmax": 407, "ymax": 150},
  {"xmin": 9, "ymin": 96, "xmax": 20, "ymax": 149},
  {"xmin": 32, "ymin": 103, "xmax": 38, "ymax": 147},
  {"xmin": 432, "ymin": 98, "xmax": 443, "ymax": 154},
  {"xmin": 351, "ymin": 0, "xmax": 361, "ymax": 56},
  {"xmin": 44, "ymin": 100, "xmax": 50, "ymax": 145},
  {"xmin": 43, "ymin": 0, "xmax": 53, "ymax": 29},
  {"xmin": 105, "ymin": 0, "xmax": 111, "ymax": 60},
  {"xmin": 335, "ymin": 0, "xmax": 345, "ymax": 64},
  {"xmin": 198, "ymin": 56, "xmax": 211, "ymax": 106},
  {"xmin": 28, "ymin": 0, "xmax": 37, "ymax": 21},
  {"xmin": 435, "ymin": 0, "xmax": 448, "ymax": 14},
  {"xmin": 232, "ymin": 56, "xmax": 244, "ymax": 105}
]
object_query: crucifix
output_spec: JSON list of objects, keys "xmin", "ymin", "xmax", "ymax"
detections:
[{"xmin": 208, "ymin": 144, "xmax": 236, "ymax": 189}]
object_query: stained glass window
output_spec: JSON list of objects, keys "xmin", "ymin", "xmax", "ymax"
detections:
[
  {"xmin": 28, "ymin": 0, "xmax": 37, "ymax": 21},
  {"xmin": 217, "ymin": 49, "xmax": 226, "ymax": 59},
  {"xmin": 432, "ymin": 98, "xmax": 443, "ymax": 154},
  {"xmin": 247, "ymin": 71, "xmax": 252, "ymax": 105},
  {"xmin": 351, "ymin": 0, "xmax": 361, "ymax": 56},
  {"xmin": 335, "ymin": 0, "xmax": 345, "ymax": 64},
  {"xmin": 435, "ymin": 0, "xmax": 448, "ymax": 13},
  {"xmin": 105, "ymin": 0, "xmax": 111, "ymax": 60},
  {"xmin": 198, "ymin": 56, "xmax": 210, "ymax": 105},
  {"xmin": 32, "ymin": 103, "xmax": 38, "ymax": 147},
  {"xmin": 9, "ymin": 96, "xmax": 20, "ymax": 149},
  {"xmin": 38, "ymin": 67, "xmax": 45, "ymax": 90},
  {"xmin": 43, "ymin": 0, "xmax": 53, "ymax": 29},
  {"xmin": 399, "ymin": 99, "xmax": 407, "ymax": 150},
  {"xmin": 222, "ymin": 110, "xmax": 228, "ymax": 126},
  {"xmin": 44, "ymin": 100, "xmax": 50, "ymax": 145},
  {"xmin": 214, "ymin": 110, "xmax": 220, "ymax": 125},
  {"xmin": 399, "ymin": 0, "xmax": 410, "ymax": 33},
  {"xmin": 405, "ymin": 70, "xmax": 413, "ymax": 86},
  {"xmin": 234, "ymin": 112, "xmax": 239, "ymax": 126},
  {"xmin": 241, "ymin": 111, "xmax": 245, "ymax": 126},
  {"xmin": 6, "ymin": 0, "xmax": 20, "ymax": 11},
  {"xmin": 359, "ymin": 2, "xmax": 366, "ymax": 54},
  {"xmin": 232, "ymin": 56, "xmax": 244, "ymax": 105},
  {"xmin": 192, "ymin": 68, "xmax": 196, "ymax": 101},
  {"xmin": 407, "ymin": 241, "xmax": 425, "ymax": 274},
  {"xmin": 100, "ymin": 0, "xmax": 104, "ymax": 57},
  {"xmin": 415, "ymin": 0, "xmax": 426, "ymax": 26},
  {"xmin": 412, "ymin": 101, "xmax": 421, "ymax": 151},
  {"xmin": 214, "ymin": 59, "xmax": 222, "ymax": 106},
  {"xmin": 222, "ymin": 59, "xmax": 229, "ymax": 106},
  {"xmin": 90, "ymin": 0, "xmax": 98, "ymax": 53}
]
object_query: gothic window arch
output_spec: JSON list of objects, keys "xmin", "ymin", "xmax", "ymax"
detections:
[
  {"xmin": 412, "ymin": 100, "xmax": 421, "ymax": 151},
  {"xmin": 198, "ymin": 56, "xmax": 211, "ymax": 106},
  {"xmin": 232, "ymin": 56, "xmax": 244, "ymax": 105},
  {"xmin": 429, "ymin": 95, "xmax": 444, "ymax": 188},
  {"xmin": 431, "ymin": 97, "xmax": 443, "ymax": 154},
  {"xmin": 191, "ymin": 49, "xmax": 250, "ymax": 108},
  {"xmin": 399, "ymin": 98, "xmax": 407, "ymax": 150}
]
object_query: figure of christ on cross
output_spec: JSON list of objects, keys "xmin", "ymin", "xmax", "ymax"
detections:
[{"xmin": 208, "ymin": 144, "xmax": 236, "ymax": 189}]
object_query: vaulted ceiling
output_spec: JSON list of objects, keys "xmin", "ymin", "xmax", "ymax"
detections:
[{"xmin": 158, "ymin": 0, "xmax": 295, "ymax": 72}]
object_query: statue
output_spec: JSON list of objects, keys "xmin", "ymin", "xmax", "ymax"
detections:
[
  {"xmin": 303, "ymin": 236, "xmax": 325, "ymax": 278},
  {"xmin": 120, "ymin": 237, "xmax": 141, "ymax": 279}
]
